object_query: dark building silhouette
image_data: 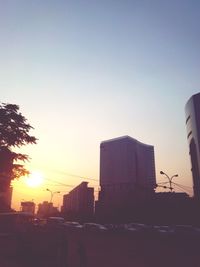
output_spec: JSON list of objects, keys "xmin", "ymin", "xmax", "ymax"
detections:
[
  {"xmin": 62, "ymin": 182, "xmax": 94, "ymax": 222},
  {"xmin": 37, "ymin": 201, "xmax": 59, "ymax": 218},
  {"xmin": 0, "ymin": 147, "xmax": 14, "ymax": 211},
  {"xmin": 21, "ymin": 201, "xmax": 35, "ymax": 215},
  {"xmin": 145, "ymin": 192, "xmax": 193, "ymax": 225},
  {"xmin": 96, "ymin": 136, "xmax": 156, "ymax": 222},
  {"xmin": 185, "ymin": 92, "xmax": 200, "ymax": 199}
]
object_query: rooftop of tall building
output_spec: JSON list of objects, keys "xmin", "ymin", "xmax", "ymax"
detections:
[{"xmin": 101, "ymin": 135, "xmax": 154, "ymax": 147}]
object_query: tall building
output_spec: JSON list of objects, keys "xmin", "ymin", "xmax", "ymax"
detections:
[
  {"xmin": 62, "ymin": 182, "xmax": 94, "ymax": 222},
  {"xmin": 96, "ymin": 136, "xmax": 156, "ymax": 221},
  {"xmin": 100, "ymin": 136, "xmax": 156, "ymax": 189},
  {"xmin": 185, "ymin": 92, "xmax": 200, "ymax": 199}
]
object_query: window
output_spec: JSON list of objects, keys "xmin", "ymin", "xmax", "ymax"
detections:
[
  {"xmin": 187, "ymin": 131, "xmax": 192, "ymax": 139},
  {"xmin": 186, "ymin": 115, "xmax": 191, "ymax": 124}
]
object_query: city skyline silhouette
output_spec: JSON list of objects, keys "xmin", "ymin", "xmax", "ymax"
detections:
[{"xmin": 0, "ymin": 0, "xmax": 199, "ymax": 212}]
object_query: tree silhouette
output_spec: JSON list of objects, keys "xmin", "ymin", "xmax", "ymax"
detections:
[{"xmin": 0, "ymin": 103, "xmax": 37, "ymax": 210}]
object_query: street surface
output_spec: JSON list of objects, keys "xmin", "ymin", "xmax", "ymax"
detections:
[{"xmin": 0, "ymin": 225, "xmax": 200, "ymax": 267}]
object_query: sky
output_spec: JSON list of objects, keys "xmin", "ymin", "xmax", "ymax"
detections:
[{"xmin": 0, "ymin": 0, "xmax": 200, "ymax": 210}]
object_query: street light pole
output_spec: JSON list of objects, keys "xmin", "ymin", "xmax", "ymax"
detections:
[
  {"xmin": 46, "ymin": 188, "xmax": 60, "ymax": 203},
  {"xmin": 160, "ymin": 171, "xmax": 178, "ymax": 192}
]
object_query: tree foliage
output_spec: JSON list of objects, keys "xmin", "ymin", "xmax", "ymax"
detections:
[
  {"xmin": 0, "ymin": 103, "xmax": 37, "ymax": 181},
  {"xmin": 0, "ymin": 103, "xmax": 36, "ymax": 148}
]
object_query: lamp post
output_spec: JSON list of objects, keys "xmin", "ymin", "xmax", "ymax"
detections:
[
  {"xmin": 160, "ymin": 171, "xmax": 178, "ymax": 192},
  {"xmin": 46, "ymin": 188, "xmax": 60, "ymax": 203}
]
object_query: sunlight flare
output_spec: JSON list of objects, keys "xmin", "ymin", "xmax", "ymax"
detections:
[{"xmin": 25, "ymin": 171, "xmax": 44, "ymax": 188}]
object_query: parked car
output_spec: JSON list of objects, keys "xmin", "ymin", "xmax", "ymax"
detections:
[
  {"xmin": 126, "ymin": 223, "xmax": 153, "ymax": 234},
  {"xmin": 47, "ymin": 216, "xmax": 65, "ymax": 226},
  {"xmin": 63, "ymin": 221, "xmax": 82, "ymax": 229},
  {"xmin": 174, "ymin": 224, "xmax": 198, "ymax": 238},
  {"xmin": 104, "ymin": 224, "xmax": 117, "ymax": 232},
  {"xmin": 153, "ymin": 225, "xmax": 175, "ymax": 236},
  {"xmin": 83, "ymin": 223, "xmax": 107, "ymax": 232}
]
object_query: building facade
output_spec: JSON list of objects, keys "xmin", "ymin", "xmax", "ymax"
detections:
[
  {"xmin": 62, "ymin": 182, "xmax": 94, "ymax": 222},
  {"xmin": 185, "ymin": 92, "xmax": 200, "ymax": 199},
  {"xmin": 96, "ymin": 136, "xmax": 156, "ymax": 221},
  {"xmin": 21, "ymin": 201, "xmax": 35, "ymax": 215},
  {"xmin": 37, "ymin": 201, "xmax": 59, "ymax": 218}
]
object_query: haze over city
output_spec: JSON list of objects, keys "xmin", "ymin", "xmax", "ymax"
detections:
[{"xmin": 0, "ymin": 0, "xmax": 200, "ymax": 210}]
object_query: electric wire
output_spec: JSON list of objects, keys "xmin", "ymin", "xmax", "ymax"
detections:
[
  {"xmin": 156, "ymin": 181, "xmax": 170, "ymax": 185},
  {"xmin": 172, "ymin": 182, "xmax": 192, "ymax": 190},
  {"xmin": 45, "ymin": 169, "xmax": 98, "ymax": 182},
  {"xmin": 172, "ymin": 182, "xmax": 192, "ymax": 195}
]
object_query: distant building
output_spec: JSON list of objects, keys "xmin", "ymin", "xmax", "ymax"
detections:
[
  {"xmin": 185, "ymin": 93, "xmax": 200, "ymax": 199},
  {"xmin": 21, "ymin": 201, "xmax": 35, "ymax": 215},
  {"xmin": 62, "ymin": 182, "xmax": 94, "ymax": 222},
  {"xmin": 96, "ymin": 136, "xmax": 156, "ymax": 221},
  {"xmin": 37, "ymin": 201, "xmax": 59, "ymax": 218}
]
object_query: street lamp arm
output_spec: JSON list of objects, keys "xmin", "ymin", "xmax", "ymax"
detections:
[
  {"xmin": 170, "ymin": 174, "xmax": 178, "ymax": 180},
  {"xmin": 160, "ymin": 171, "xmax": 170, "ymax": 179},
  {"xmin": 160, "ymin": 171, "xmax": 179, "ymax": 192},
  {"xmin": 46, "ymin": 188, "xmax": 60, "ymax": 203}
]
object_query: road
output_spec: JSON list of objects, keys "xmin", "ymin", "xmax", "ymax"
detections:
[{"xmin": 0, "ymin": 226, "xmax": 200, "ymax": 267}]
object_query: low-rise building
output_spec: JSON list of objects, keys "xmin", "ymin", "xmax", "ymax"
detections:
[
  {"xmin": 21, "ymin": 201, "xmax": 35, "ymax": 215},
  {"xmin": 37, "ymin": 201, "xmax": 59, "ymax": 218}
]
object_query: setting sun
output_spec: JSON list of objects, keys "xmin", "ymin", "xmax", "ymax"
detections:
[{"xmin": 25, "ymin": 171, "xmax": 44, "ymax": 188}]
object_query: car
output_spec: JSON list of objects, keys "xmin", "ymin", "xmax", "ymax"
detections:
[
  {"xmin": 153, "ymin": 225, "xmax": 175, "ymax": 236},
  {"xmin": 174, "ymin": 224, "xmax": 197, "ymax": 237},
  {"xmin": 108, "ymin": 223, "xmax": 146, "ymax": 234},
  {"xmin": 63, "ymin": 221, "xmax": 82, "ymax": 229},
  {"xmin": 174, "ymin": 224, "xmax": 193, "ymax": 232},
  {"xmin": 83, "ymin": 223, "xmax": 107, "ymax": 232},
  {"xmin": 104, "ymin": 224, "xmax": 117, "ymax": 231},
  {"xmin": 192, "ymin": 227, "xmax": 200, "ymax": 237},
  {"xmin": 47, "ymin": 216, "xmax": 65, "ymax": 226},
  {"xmin": 126, "ymin": 223, "xmax": 152, "ymax": 233}
]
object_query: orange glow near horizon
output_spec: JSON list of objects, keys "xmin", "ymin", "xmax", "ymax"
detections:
[{"xmin": 11, "ymin": 165, "xmax": 99, "ymax": 211}]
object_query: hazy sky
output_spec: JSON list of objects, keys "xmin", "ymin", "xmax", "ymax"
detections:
[{"xmin": 0, "ymin": 0, "xmax": 200, "ymax": 209}]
